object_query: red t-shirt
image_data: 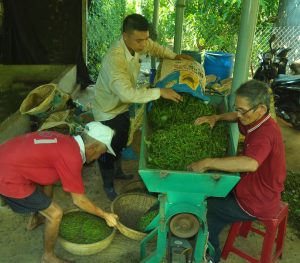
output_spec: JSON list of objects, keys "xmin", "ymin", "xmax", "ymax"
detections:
[
  {"xmin": 234, "ymin": 114, "xmax": 286, "ymax": 219},
  {"xmin": 0, "ymin": 131, "xmax": 85, "ymax": 198}
]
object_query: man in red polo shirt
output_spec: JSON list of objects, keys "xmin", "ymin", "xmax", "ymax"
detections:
[
  {"xmin": 0, "ymin": 122, "xmax": 119, "ymax": 263},
  {"xmin": 188, "ymin": 80, "xmax": 286, "ymax": 263}
]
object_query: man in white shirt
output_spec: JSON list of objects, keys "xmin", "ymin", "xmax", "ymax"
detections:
[{"xmin": 92, "ymin": 13, "xmax": 192, "ymax": 200}]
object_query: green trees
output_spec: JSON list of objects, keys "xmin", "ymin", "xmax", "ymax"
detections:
[
  {"xmin": 87, "ymin": 0, "xmax": 279, "ymax": 80},
  {"xmin": 138, "ymin": 0, "xmax": 279, "ymax": 53},
  {"xmin": 87, "ymin": 0, "xmax": 126, "ymax": 80}
]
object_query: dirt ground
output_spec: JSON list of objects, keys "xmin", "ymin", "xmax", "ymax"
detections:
[{"xmin": 0, "ymin": 118, "xmax": 299, "ymax": 263}]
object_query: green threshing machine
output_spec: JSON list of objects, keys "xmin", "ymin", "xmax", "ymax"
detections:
[{"xmin": 138, "ymin": 96, "xmax": 240, "ymax": 263}]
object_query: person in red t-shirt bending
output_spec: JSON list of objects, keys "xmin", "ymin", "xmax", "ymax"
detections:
[
  {"xmin": 0, "ymin": 121, "xmax": 119, "ymax": 263},
  {"xmin": 188, "ymin": 80, "xmax": 286, "ymax": 263}
]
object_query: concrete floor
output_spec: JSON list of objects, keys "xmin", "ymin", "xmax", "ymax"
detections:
[{"xmin": 0, "ymin": 118, "xmax": 299, "ymax": 263}]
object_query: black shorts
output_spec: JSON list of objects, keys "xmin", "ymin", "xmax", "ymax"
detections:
[{"xmin": 0, "ymin": 187, "xmax": 52, "ymax": 213}]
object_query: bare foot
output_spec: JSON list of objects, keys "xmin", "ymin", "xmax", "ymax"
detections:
[
  {"xmin": 26, "ymin": 213, "xmax": 45, "ymax": 231},
  {"xmin": 41, "ymin": 254, "xmax": 75, "ymax": 263}
]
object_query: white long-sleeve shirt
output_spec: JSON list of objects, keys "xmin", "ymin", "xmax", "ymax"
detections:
[{"xmin": 92, "ymin": 37, "xmax": 176, "ymax": 121}]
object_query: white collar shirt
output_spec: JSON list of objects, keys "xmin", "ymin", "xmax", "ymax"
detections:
[
  {"xmin": 73, "ymin": 135, "xmax": 86, "ymax": 163},
  {"xmin": 92, "ymin": 36, "xmax": 176, "ymax": 121}
]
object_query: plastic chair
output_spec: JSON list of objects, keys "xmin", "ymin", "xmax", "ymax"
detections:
[{"xmin": 221, "ymin": 201, "xmax": 288, "ymax": 263}]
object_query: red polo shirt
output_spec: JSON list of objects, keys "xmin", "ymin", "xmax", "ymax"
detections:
[
  {"xmin": 234, "ymin": 114, "xmax": 286, "ymax": 219},
  {"xmin": 0, "ymin": 131, "xmax": 84, "ymax": 198}
]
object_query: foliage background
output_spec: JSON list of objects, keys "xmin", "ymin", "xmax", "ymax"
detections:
[
  {"xmin": 87, "ymin": 0, "xmax": 127, "ymax": 80},
  {"xmin": 282, "ymin": 171, "xmax": 300, "ymax": 237},
  {"xmin": 87, "ymin": 0, "xmax": 279, "ymax": 81}
]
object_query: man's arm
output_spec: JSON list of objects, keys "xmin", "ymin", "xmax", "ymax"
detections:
[
  {"xmin": 144, "ymin": 38, "xmax": 177, "ymax": 59},
  {"xmin": 101, "ymin": 50, "xmax": 181, "ymax": 103},
  {"xmin": 194, "ymin": 112, "xmax": 238, "ymax": 128},
  {"xmin": 70, "ymin": 193, "xmax": 118, "ymax": 227},
  {"xmin": 175, "ymin": 54, "xmax": 194, "ymax": 61},
  {"xmin": 144, "ymin": 39, "xmax": 194, "ymax": 60},
  {"xmin": 187, "ymin": 156, "xmax": 259, "ymax": 173}
]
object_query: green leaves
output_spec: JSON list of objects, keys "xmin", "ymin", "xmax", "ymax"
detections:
[
  {"xmin": 59, "ymin": 211, "xmax": 112, "ymax": 244},
  {"xmin": 147, "ymin": 94, "xmax": 228, "ymax": 171},
  {"xmin": 149, "ymin": 93, "xmax": 216, "ymax": 130},
  {"xmin": 87, "ymin": 0, "xmax": 279, "ymax": 82},
  {"xmin": 87, "ymin": 0, "xmax": 126, "ymax": 80},
  {"xmin": 137, "ymin": 209, "xmax": 159, "ymax": 232},
  {"xmin": 282, "ymin": 170, "xmax": 300, "ymax": 237},
  {"xmin": 148, "ymin": 122, "xmax": 228, "ymax": 171},
  {"xmin": 136, "ymin": 0, "xmax": 278, "ymax": 53}
]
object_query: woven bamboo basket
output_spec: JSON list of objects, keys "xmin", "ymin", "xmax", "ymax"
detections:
[
  {"xmin": 111, "ymin": 193, "xmax": 157, "ymax": 241},
  {"xmin": 58, "ymin": 208, "xmax": 116, "ymax": 255},
  {"xmin": 119, "ymin": 179, "xmax": 148, "ymax": 194},
  {"xmin": 19, "ymin": 83, "xmax": 70, "ymax": 116}
]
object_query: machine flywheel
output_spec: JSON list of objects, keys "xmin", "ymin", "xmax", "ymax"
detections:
[{"xmin": 169, "ymin": 213, "xmax": 200, "ymax": 238}]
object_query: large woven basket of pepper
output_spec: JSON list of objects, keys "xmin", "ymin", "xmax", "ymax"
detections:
[
  {"xmin": 111, "ymin": 193, "xmax": 157, "ymax": 240},
  {"xmin": 58, "ymin": 208, "xmax": 116, "ymax": 255}
]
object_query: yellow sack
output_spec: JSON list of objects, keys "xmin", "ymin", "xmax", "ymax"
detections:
[
  {"xmin": 127, "ymin": 104, "xmax": 145, "ymax": 146},
  {"xmin": 154, "ymin": 59, "xmax": 209, "ymax": 102},
  {"xmin": 19, "ymin": 83, "xmax": 71, "ymax": 119}
]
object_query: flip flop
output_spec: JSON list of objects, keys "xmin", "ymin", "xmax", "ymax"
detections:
[{"xmin": 26, "ymin": 213, "xmax": 45, "ymax": 231}]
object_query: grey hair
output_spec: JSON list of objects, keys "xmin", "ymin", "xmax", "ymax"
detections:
[{"xmin": 236, "ymin": 80, "xmax": 271, "ymax": 112}]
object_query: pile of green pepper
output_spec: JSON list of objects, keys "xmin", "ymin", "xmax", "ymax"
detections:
[
  {"xmin": 137, "ymin": 210, "xmax": 159, "ymax": 232},
  {"xmin": 59, "ymin": 211, "xmax": 112, "ymax": 244},
  {"xmin": 149, "ymin": 93, "xmax": 216, "ymax": 130},
  {"xmin": 147, "ymin": 93, "xmax": 228, "ymax": 170}
]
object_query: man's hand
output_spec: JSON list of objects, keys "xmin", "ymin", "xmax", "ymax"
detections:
[
  {"xmin": 71, "ymin": 193, "xmax": 119, "ymax": 227},
  {"xmin": 188, "ymin": 156, "xmax": 258, "ymax": 173},
  {"xmin": 103, "ymin": 212, "xmax": 119, "ymax": 227},
  {"xmin": 175, "ymin": 54, "xmax": 194, "ymax": 61},
  {"xmin": 187, "ymin": 159, "xmax": 210, "ymax": 172},
  {"xmin": 160, "ymin": 88, "xmax": 183, "ymax": 102},
  {"xmin": 194, "ymin": 115, "xmax": 218, "ymax": 128}
]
